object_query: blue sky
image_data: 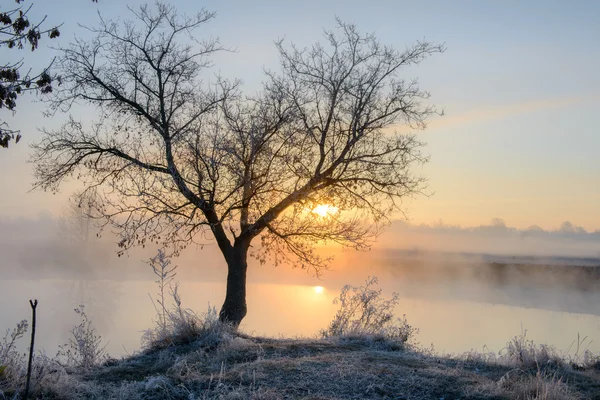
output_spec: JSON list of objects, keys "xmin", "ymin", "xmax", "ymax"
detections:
[{"xmin": 1, "ymin": 0, "xmax": 599, "ymax": 230}]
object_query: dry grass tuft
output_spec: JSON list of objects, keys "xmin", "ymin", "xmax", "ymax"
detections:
[
  {"xmin": 500, "ymin": 329, "xmax": 564, "ymax": 369},
  {"xmin": 498, "ymin": 368, "xmax": 583, "ymax": 400},
  {"xmin": 142, "ymin": 250, "xmax": 236, "ymax": 351}
]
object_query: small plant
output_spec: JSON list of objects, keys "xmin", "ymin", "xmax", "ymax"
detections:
[
  {"xmin": 322, "ymin": 276, "xmax": 418, "ymax": 344},
  {"xmin": 57, "ymin": 306, "xmax": 109, "ymax": 369},
  {"xmin": 0, "ymin": 320, "xmax": 28, "ymax": 393},
  {"xmin": 147, "ymin": 249, "xmax": 178, "ymax": 337},
  {"xmin": 143, "ymin": 249, "xmax": 233, "ymax": 350},
  {"xmin": 0, "ymin": 320, "xmax": 28, "ymax": 364}
]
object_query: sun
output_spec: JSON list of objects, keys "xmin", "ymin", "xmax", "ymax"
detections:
[
  {"xmin": 313, "ymin": 286, "xmax": 325, "ymax": 294},
  {"xmin": 312, "ymin": 204, "xmax": 339, "ymax": 218}
]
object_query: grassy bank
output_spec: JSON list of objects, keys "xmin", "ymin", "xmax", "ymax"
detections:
[{"xmin": 3, "ymin": 331, "xmax": 600, "ymax": 399}]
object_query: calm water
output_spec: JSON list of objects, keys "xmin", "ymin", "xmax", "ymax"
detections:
[{"xmin": 1, "ymin": 277, "xmax": 599, "ymax": 358}]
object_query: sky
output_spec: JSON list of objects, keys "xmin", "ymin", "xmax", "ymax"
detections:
[{"xmin": 1, "ymin": 0, "xmax": 599, "ymax": 232}]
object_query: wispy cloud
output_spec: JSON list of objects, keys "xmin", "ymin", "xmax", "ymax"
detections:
[{"xmin": 427, "ymin": 96, "xmax": 586, "ymax": 131}]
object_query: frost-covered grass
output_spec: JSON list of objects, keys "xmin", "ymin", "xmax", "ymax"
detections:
[{"xmin": 4, "ymin": 332, "xmax": 594, "ymax": 400}]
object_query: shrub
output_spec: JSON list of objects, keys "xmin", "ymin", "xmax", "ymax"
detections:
[
  {"xmin": 321, "ymin": 276, "xmax": 417, "ymax": 345},
  {"xmin": 57, "ymin": 306, "xmax": 109, "ymax": 369},
  {"xmin": 0, "ymin": 320, "xmax": 28, "ymax": 394}
]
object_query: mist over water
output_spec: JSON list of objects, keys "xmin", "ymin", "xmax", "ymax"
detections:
[{"xmin": 1, "ymin": 215, "xmax": 599, "ymax": 358}]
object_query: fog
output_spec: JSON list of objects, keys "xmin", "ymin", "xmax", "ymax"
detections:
[
  {"xmin": 1, "ymin": 215, "xmax": 599, "ymax": 357},
  {"xmin": 378, "ymin": 218, "xmax": 600, "ymax": 258}
]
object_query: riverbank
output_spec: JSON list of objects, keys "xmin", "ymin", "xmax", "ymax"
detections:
[{"xmin": 3, "ymin": 330, "xmax": 600, "ymax": 399}]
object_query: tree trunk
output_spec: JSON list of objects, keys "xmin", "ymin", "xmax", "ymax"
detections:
[{"xmin": 218, "ymin": 240, "xmax": 250, "ymax": 326}]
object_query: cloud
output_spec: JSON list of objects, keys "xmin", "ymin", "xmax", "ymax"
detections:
[{"xmin": 427, "ymin": 96, "xmax": 585, "ymax": 130}]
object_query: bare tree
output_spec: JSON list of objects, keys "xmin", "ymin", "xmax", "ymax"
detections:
[{"xmin": 32, "ymin": 3, "xmax": 443, "ymax": 326}]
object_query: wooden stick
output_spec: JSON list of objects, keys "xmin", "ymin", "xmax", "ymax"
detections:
[{"xmin": 24, "ymin": 299, "xmax": 38, "ymax": 400}]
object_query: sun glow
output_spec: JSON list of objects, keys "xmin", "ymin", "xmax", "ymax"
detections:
[
  {"xmin": 313, "ymin": 286, "xmax": 325, "ymax": 294},
  {"xmin": 312, "ymin": 204, "xmax": 339, "ymax": 218}
]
